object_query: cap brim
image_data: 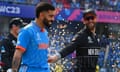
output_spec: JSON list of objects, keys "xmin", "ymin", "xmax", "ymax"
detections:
[{"xmin": 20, "ymin": 22, "xmax": 27, "ymax": 28}]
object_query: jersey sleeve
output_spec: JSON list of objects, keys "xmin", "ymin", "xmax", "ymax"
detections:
[{"xmin": 16, "ymin": 29, "xmax": 30, "ymax": 52}]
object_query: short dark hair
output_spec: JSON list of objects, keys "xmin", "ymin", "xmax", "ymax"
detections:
[
  {"xmin": 36, "ymin": 2, "xmax": 55, "ymax": 18},
  {"xmin": 83, "ymin": 9, "xmax": 96, "ymax": 18}
]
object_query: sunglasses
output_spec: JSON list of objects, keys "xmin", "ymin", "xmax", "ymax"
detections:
[{"xmin": 84, "ymin": 16, "xmax": 95, "ymax": 21}]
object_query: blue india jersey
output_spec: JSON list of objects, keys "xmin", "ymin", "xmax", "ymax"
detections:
[{"xmin": 16, "ymin": 21, "xmax": 50, "ymax": 72}]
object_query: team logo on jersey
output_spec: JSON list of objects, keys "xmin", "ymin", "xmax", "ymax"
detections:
[
  {"xmin": 12, "ymin": 40, "xmax": 16, "ymax": 46},
  {"xmin": 97, "ymin": 38, "xmax": 100, "ymax": 43},
  {"xmin": 1, "ymin": 46, "xmax": 6, "ymax": 53},
  {"xmin": 88, "ymin": 36, "xmax": 93, "ymax": 43},
  {"xmin": 36, "ymin": 32, "xmax": 41, "ymax": 40}
]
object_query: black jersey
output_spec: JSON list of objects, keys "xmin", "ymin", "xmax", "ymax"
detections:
[
  {"xmin": 59, "ymin": 27, "xmax": 101, "ymax": 72},
  {"xmin": 1, "ymin": 33, "xmax": 17, "ymax": 71}
]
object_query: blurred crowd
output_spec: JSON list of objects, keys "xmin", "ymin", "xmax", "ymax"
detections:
[
  {"xmin": 98, "ymin": 34, "xmax": 120, "ymax": 72},
  {"xmin": 1, "ymin": 0, "xmax": 120, "ymax": 11}
]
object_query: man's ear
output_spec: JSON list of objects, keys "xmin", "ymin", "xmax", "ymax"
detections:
[
  {"xmin": 39, "ymin": 12, "xmax": 44, "ymax": 19},
  {"xmin": 82, "ymin": 19, "xmax": 86, "ymax": 25},
  {"xmin": 12, "ymin": 24, "xmax": 16, "ymax": 28},
  {"xmin": 40, "ymin": 12, "xmax": 43, "ymax": 16}
]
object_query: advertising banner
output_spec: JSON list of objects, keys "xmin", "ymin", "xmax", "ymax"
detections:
[
  {"xmin": 0, "ymin": 3, "xmax": 120, "ymax": 23},
  {"xmin": 0, "ymin": 2, "xmax": 35, "ymax": 18}
]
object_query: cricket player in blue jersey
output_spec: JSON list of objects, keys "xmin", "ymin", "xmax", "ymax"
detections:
[{"xmin": 11, "ymin": 2, "xmax": 55, "ymax": 72}]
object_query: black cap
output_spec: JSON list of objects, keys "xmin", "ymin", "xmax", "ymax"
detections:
[
  {"xmin": 83, "ymin": 9, "xmax": 96, "ymax": 18},
  {"xmin": 9, "ymin": 18, "xmax": 27, "ymax": 29}
]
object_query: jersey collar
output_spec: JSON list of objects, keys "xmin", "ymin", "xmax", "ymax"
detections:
[{"xmin": 32, "ymin": 21, "xmax": 45, "ymax": 32}]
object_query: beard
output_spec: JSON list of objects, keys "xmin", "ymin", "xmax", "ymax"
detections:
[
  {"xmin": 86, "ymin": 22, "xmax": 96, "ymax": 30},
  {"xmin": 43, "ymin": 18, "xmax": 53, "ymax": 28}
]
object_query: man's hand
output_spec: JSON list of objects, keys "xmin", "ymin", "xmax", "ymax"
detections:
[{"xmin": 48, "ymin": 55, "xmax": 58, "ymax": 63}]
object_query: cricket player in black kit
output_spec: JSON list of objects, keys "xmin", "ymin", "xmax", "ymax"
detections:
[
  {"xmin": 1, "ymin": 18, "xmax": 25, "ymax": 72},
  {"xmin": 48, "ymin": 9, "xmax": 101, "ymax": 72}
]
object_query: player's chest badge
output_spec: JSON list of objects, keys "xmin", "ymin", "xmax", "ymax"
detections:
[
  {"xmin": 88, "ymin": 36, "xmax": 93, "ymax": 43},
  {"xmin": 36, "ymin": 32, "xmax": 41, "ymax": 41},
  {"xmin": 12, "ymin": 40, "xmax": 16, "ymax": 46}
]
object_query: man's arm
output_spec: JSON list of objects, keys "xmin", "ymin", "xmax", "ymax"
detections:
[
  {"xmin": 59, "ymin": 41, "xmax": 78, "ymax": 58},
  {"xmin": 48, "ymin": 34, "xmax": 81, "ymax": 63},
  {"xmin": 48, "ymin": 41, "xmax": 79, "ymax": 63},
  {"xmin": 12, "ymin": 49, "xmax": 23, "ymax": 72}
]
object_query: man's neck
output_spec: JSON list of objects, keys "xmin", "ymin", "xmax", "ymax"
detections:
[
  {"xmin": 35, "ymin": 18, "xmax": 44, "ymax": 29},
  {"xmin": 91, "ymin": 28, "xmax": 96, "ymax": 35},
  {"xmin": 10, "ymin": 30, "xmax": 17, "ymax": 38}
]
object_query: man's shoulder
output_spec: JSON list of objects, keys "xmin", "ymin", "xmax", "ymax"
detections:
[
  {"xmin": 20, "ymin": 23, "xmax": 34, "ymax": 33},
  {"xmin": 72, "ymin": 28, "xmax": 87, "ymax": 41},
  {"xmin": 2, "ymin": 35, "xmax": 11, "ymax": 41},
  {"xmin": 76, "ymin": 28, "xmax": 86, "ymax": 36},
  {"xmin": 20, "ymin": 23, "xmax": 36, "ymax": 38},
  {"xmin": 72, "ymin": 30, "xmax": 84, "ymax": 41},
  {"xmin": 22, "ymin": 23, "xmax": 33, "ymax": 30},
  {"xmin": 1, "ymin": 37, "xmax": 11, "ymax": 46}
]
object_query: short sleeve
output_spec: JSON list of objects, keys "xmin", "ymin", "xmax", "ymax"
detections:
[{"xmin": 16, "ymin": 29, "xmax": 30, "ymax": 52}]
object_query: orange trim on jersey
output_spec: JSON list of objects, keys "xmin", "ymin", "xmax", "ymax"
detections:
[{"xmin": 16, "ymin": 46, "xmax": 26, "ymax": 52}]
